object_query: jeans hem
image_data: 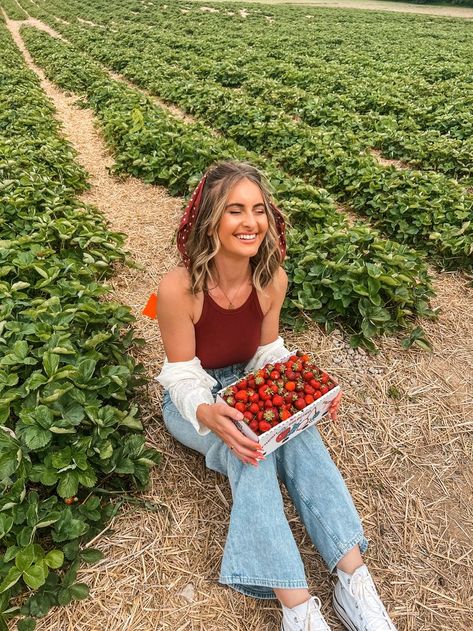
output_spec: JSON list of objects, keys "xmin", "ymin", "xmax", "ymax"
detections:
[
  {"xmin": 327, "ymin": 533, "xmax": 369, "ymax": 573},
  {"xmin": 219, "ymin": 576, "xmax": 308, "ymax": 600}
]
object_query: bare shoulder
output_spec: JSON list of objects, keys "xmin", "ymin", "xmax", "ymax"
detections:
[
  {"xmin": 158, "ymin": 266, "xmax": 193, "ymax": 306},
  {"xmin": 270, "ymin": 266, "xmax": 288, "ymax": 301}
]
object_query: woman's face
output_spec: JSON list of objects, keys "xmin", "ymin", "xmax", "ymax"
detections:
[{"xmin": 216, "ymin": 177, "xmax": 269, "ymax": 259}]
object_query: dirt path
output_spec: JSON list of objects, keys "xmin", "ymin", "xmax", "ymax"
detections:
[
  {"xmin": 5, "ymin": 13, "xmax": 473, "ymax": 631},
  {"xmin": 210, "ymin": 0, "xmax": 473, "ymax": 19}
]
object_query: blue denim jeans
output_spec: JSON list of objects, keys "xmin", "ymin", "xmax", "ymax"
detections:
[{"xmin": 161, "ymin": 362, "xmax": 368, "ymax": 600}]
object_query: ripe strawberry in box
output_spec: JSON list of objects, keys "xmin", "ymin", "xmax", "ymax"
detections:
[{"xmin": 218, "ymin": 350, "xmax": 341, "ymax": 455}]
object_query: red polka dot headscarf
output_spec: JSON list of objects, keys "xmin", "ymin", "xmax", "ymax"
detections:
[{"xmin": 177, "ymin": 173, "xmax": 287, "ymax": 270}]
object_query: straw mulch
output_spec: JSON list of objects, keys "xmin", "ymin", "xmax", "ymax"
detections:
[{"xmin": 7, "ymin": 16, "xmax": 473, "ymax": 631}]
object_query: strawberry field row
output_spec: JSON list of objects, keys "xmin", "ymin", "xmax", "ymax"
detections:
[
  {"xmin": 32, "ymin": 0, "xmax": 473, "ymax": 145},
  {"xmin": 20, "ymin": 25, "xmax": 436, "ymax": 351},
  {"xmin": 0, "ymin": 18, "xmax": 160, "ymax": 629},
  {"xmin": 57, "ymin": 14, "xmax": 472, "ymax": 184},
  {"xmin": 18, "ymin": 0, "xmax": 473, "ymax": 183},
  {"xmin": 32, "ymin": 16, "xmax": 473, "ymax": 269},
  {"xmin": 0, "ymin": 0, "xmax": 27, "ymax": 19}
]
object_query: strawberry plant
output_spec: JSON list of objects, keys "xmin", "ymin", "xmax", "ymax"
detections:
[{"xmin": 0, "ymin": 21, "xmax": 160, "ymax": 630}]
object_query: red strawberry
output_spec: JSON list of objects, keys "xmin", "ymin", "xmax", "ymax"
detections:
[
  {"xmin": 257, "ymin": 411, "xmax": 264, "ymax": 421},
  {"xmin": 286, "ymin": 370, "xmax": 297, "ymax": 381},
  {"xmin": 258, "ymin": 385, "xmax": 272, "ymax": 401},
  {"xmin": 270, "ymin": 370, "xmax": 280, "ymax": 380},
  {"xmin": 304, "ymin": 384, "xmax": 315, "ymax": 395},
  {"xmin": 243, "ymin": 411, "xmax": 254, "ymax": 422},
  {"xmin": 235, "ymin": 402, "xmax": 246, "ymax": 413},
  {"xmin": 294, "ymin": 398, "xmax": 306, "ymax": 410},
  {"xmin": 249, "ymin": 391, "xmax": 259, "ymax": 403},
  {"xmin": 310, "ymin": 379, "xmax": 321, "ymax": 390},
  {"xmin": 249, "ymin": 402, "xmax": 259, "ymax": 414},
  {"xmin": 304, "ymin": 394, "xmax": 315, "ymax": 405},
  {"xmin": 264, "ymin": 398, "xmax": 273, "ymax": 409},
  {"xmin": 225, "ymin": 395, "xmax": 235, "ymax": 406},
  {"xmin": 235, "ymin": 390, "xmax": 248, "ymax": 403},
  {"xmin": 236, "ymin": 379, "xmax": 248, "ymax": 390},
  {"xmin": 303, "ymin": 371, "xmax": 314, "ymax": 382},
  {"xmin": 258, "ymin": 399, "xmax": 265, "ymax": 409},
  {"xmin": 285, "ymin": 381, "xmax": 296, "ymax": 392},
  {"xmin": 249, "ymin": 419, "xmax": 259, "ymax": 432},
  {"xmin": 280, "ymin": 409, "xmax": 291, "ymax": 421},
  {"xmin": 314, "ymin": 391, "xmax": 322, "ymax": 400},
  {"xmin": 292, "ymin": 361, "xmax": 302, "ymax": 372},
  {"xmin": 272, "ymin": 394, "xmax": 284, "ymax": 407},
  {"xmin": 320, "ymin": 385, "xmax": 329, "ymax": 395},
  {"xmin": 259, "ymin": 420, "xmax": 272, "ymax": 433},
  {"xmin": 321, "ymin": 373, "xmax": 329, "ymax": 384},
  {"xmin": 296, "ymin": 380, "xmax": 305, "ymax": 392},
  {"xmin": 248, "ymin": 378, "xmax": 256, "ymax": 390}
]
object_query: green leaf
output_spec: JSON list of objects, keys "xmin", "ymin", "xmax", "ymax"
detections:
[
  {"xmin": 0, "ymin": 567, "xmax": 22, "ymax": 593},
  {"xmin": 17, "ymin": 618, "xmax": 37, "ymax": 631},
  {"xmin": 80, "ymin": 548, "xmax": 104, "ymax": 564},
  {"xmin": 15, "ymin": 545, "xmax": 35, "ymax": 572},
  {"xmin": 77, "ymin": 359, "xmax": 96, "ymax": 383},
  {"xmin": 42, "ymin": 353, "xmax": 60, "ymax": 378},
  {"xmin": 57, "ymin": 588, "xmax": 72, "ymax": 606},
  {"xmin": 0, "ymin": 515, "xmax": 14, "ymax": 540},
  {"xmin": 57, "ymin": 470, "xmax": 79, "ymax": 498},
  {"xmin": 22, "ymin": 427, "xmax": 51, "ymax": 451},
  {"xmin": 44, "ymin": 550, "xmax": 64, "ymax": 569},
  {"xmin": 70, "ymin": 583, "xmax": 89, "ymax": 600},
  {"xmin": 22, "ymin": 564, "xmax": 47, "ymax": 590}
]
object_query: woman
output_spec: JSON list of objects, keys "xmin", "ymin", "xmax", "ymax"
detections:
[{"xmin": 156, "ymin": 161, "xmax": 396, "ymax": 630}]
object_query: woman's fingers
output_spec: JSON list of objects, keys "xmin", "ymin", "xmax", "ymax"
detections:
[
  {"xmin": 222, "ymin": 419, "xmax": 264, "ymax": 465},
  {"xmin": 329, "ymin": 392, "xmax": 342, "ymax": 421}
]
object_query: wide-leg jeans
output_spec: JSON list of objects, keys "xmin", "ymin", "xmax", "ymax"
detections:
[{"xmin": 161, "ymin": 362, "xmax": 368, "ymax": 600}]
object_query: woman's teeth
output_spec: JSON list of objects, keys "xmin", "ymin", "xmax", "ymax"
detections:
[{"xmin": 236, "ymin": 234, "xmax": 256, "ymax": 241}]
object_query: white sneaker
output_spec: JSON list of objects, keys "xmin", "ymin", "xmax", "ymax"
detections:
[
  {"xmin": 333, "ymin": 565, "xmax": 397, "ymax": 630},
  {"xmin": 281, "ymin": 596, "xmax": 332, "ymax": 631}
]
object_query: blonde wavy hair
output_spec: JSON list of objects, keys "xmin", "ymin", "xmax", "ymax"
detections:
[{"xmin": 184, "ymin": 161, "xmax": 286, "ymax": 296}]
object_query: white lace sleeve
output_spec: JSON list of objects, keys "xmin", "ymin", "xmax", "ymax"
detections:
[
  {"xmin": 154, "ymin": 357, "xmax": 218, "ymax": 436},
  {"xmin": 244, "ymin": 336, "xmax": 291, "ymax": 373}
]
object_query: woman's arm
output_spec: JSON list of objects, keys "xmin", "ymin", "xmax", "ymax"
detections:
[{"xmin": 156, "ymin": 268, "xmax": 263, "ymax": 464}]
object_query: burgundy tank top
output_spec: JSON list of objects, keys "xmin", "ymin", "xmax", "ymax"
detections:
[{"xmin": 195, "ymin": 286, "xmax": 264, "ymax": 369}]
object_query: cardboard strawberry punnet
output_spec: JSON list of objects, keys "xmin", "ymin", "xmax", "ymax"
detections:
[{"xmin": 216, "ymin": 350, "xmax": 341, "ymax": 455}]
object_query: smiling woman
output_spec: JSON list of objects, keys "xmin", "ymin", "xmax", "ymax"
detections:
[{"xmin": 154, "ymin": 161, "xmax": 396, "ymax": 631}]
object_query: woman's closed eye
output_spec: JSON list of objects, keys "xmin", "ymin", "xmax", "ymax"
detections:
[{"xmin": 228, "ymin": 209, "xmax": 266, "ymax": 215}]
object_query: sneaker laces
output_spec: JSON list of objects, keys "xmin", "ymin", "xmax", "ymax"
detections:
[
  {"xmin": 304, "ymin": 596, "xmax": 331, "ymax": 631},
  {"xmin": 348, "ymin": 572, "xmax": 392, "ymax": 630}
]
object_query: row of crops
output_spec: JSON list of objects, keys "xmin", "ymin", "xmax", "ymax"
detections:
[
  {"xmin": 0, "ymin": 15, "xmax": 161, "ymax": 629},
  {"xmin": 11, "ymin": 0, "xmax": 473, "ymax": 272}
]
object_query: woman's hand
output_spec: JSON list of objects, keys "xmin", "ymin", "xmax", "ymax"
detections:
[
  {"xmin": 328, "ymin": 391, "xmax": 342, "ymax": 422},
  {"xmin": 197, "ymin": 402, "xmax": 265, "ymax": 466}
]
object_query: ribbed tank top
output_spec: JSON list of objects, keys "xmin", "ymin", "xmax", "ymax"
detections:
[{"xmin": 195, "ymin": 286, "xmax": 264, "ymax": 369}]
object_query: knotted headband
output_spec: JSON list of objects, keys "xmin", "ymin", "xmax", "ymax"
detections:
[{"xmin": 176, "ymin": 173, "xmax": 287, "ymax": 270}]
